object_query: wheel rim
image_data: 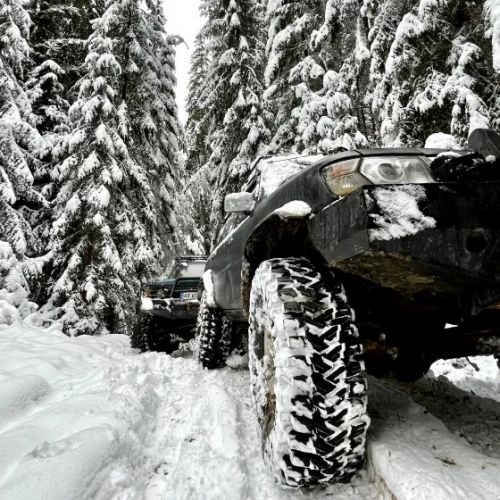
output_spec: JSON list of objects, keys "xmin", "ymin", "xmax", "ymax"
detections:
[{"xmin": 263, "ymin": 321, "xmax": 276, "ymax": 440}]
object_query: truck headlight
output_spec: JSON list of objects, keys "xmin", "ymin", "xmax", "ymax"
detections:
[
  {"xmin": 360, "ymin": 157, "xmax": 435, "ymax": 185},
  {"xmin": 323, "ymin": 159, "xmax": 366, "ymax": 196},
  {"xmin": 323, "ymin": 156, "xmax": 435, "ymax": 196}
]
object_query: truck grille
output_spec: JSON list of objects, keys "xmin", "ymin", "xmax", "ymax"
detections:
[{"xmin": 148, "ymin": 284, "xmax": 173, "ymax": 299}]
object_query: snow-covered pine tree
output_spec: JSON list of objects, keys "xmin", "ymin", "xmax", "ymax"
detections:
[
  {"xmin": 185, "ymin": 32, "xmax": 216, "ymax": 252},
  {"xmin": 172, "ymin": 156, "xmax": 207, "ymax": 256},
  {"xmin": 22, "ymin": 1, "xmax": 106, "ymax": 262},
  {"xmin": 27, "ymin": 1, "xmax": 73, "ymax": 137},
  {"xmin": 295, "ymin": 70, "xmax": 368, "ymax": 153},
  {"xmin": 25, "ymin": 0, "xmax": 103, "ymax": 145},
  {"xmin": 263, "ymin": 0, "xmax": 323, "ymax": 152},
  {"xmin": 185, "ymin": 32, "xmax": 211, "ymax": 174},
  {"xmin": 149, "ymin": 1, "xmax": 203, "ymax": 256},
  {"xmin": 129, "ymin": 0, "xmax": 183, "ymax": 259},
  {"xmin": 192, "ymin": 0, "xmax": 270, "ymax": 240},
  {"xmin": 0, "ymin": 0, "xmax": 46, "ymax": 323},
  {"xmin": 44, "ymin": 0, "xmax": 181, "ymax": 336},
  {"xmin": 370, "ymin": 0, "xmax": 494, "ymax": 146},
  {"xmin": 292, "ymin": 0, "xmax": 369, "ymax": 153},
  {"xmin": 483, "ymin": 0, "xmax": 500, "ymax": 131}
]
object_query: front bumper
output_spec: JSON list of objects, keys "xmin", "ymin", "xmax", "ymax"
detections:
[
  {"xmin": 142, "ymin": 298, "xmax": 200, "ymax": 319},
  {"xmin": 308, "ymin": 182, "xmax": 500, "ymax": 314}
]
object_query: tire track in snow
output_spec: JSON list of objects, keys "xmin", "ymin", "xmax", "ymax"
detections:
[
  {"xmin": 138, "ymin": 355, "xmax": 379, "ymax": 500},
  {"xmin": 142, "ymin": 356, "xmax": 249, "ymax": 499},
  {"xmin": 74, "ymin": 348, "xmax": 499, "ymax": 500}
]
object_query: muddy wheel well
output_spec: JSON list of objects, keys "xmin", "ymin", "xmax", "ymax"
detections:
[{"xmin": 241, "ymin": 215, "xmax": 325, "ymax": 315}]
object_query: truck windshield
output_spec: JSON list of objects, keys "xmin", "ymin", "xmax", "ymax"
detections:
[
  {"xmin": 176, "ymin": 261, "xmax": 206, "ymax": 277},
  {"xmin": 258, "ymin": 154, "xmax": 323, "ymax": 199}
]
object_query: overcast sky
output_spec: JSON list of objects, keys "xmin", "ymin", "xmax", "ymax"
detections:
[{"xmin": 163, "ymin": 0, "xmax": 204, "ymax": 124}]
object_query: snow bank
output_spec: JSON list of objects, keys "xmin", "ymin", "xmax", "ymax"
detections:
[
  {"xmin": 0, "ymin": 323, "xmax": 160, "ymax": 499},
  {"xmin": 429, "ymin": 355, "xmax": 500, "ymax": 403},
  {"xmin": 368, "ymin": 378, "xmax": 500, "ymax": 499},
  {"xmin": 366, "ymin": 185, "xmax": 437, "ymax": 241}
]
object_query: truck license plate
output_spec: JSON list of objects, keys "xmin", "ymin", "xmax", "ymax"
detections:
[{"xmin": 181, "ymin": 292, "xmax": 197, "ymax": 300}]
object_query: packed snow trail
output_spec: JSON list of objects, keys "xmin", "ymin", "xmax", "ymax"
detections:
[
  {"xmin": 0, "ymin": 323, "xmax": 499, "ymax": 499},
  {"xmin": 0, "ymin": 324, "xmax": 378, "ymax": 499},
  {"xmin": 134, "ymin": 356, "xmax": 378, "ymax": 499}
]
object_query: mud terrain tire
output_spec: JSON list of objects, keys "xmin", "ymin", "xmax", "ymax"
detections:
[
  {"xmin": 248, "ymin": 257, "xmax": 370, "ymax": 487},
  {"xmin": 196, "ymin": 292, "xmax": 232, "ymax": 369},
  {"xmin": 131, "ymin": 313, "xmax": 174, "ymax": 353}
]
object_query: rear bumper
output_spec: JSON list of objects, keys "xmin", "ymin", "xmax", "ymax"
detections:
[{"xmin": 308, "ymin": 182, "xmax": 500, "ymax": 314}]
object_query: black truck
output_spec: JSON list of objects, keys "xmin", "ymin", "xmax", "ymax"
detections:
[
  {"xmin": 195, "ymin": 129, "xmax": 500, "ymax": 488},
  {"xmin": 131, "ymin": 256, "xmax": 205, "ymax": 353}
]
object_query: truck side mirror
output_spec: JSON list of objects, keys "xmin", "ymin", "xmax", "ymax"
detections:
[{"xmin": 224, "ymin": 192, "xmax": 255, "ymax": 214}]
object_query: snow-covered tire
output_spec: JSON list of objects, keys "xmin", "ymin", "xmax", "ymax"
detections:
[
  {"xmin": 248, "ymin": 257, "xmax": 370, "ymax": 487},
  {"xmin": 131, "ymin": 313, "xmax": 173, "ymax": 353},
  {"xmin": 195, "ymin": 291, "xmax": 232, "ymax": 369}
]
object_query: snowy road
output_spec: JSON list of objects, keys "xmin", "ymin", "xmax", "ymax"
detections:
[{"xmin": 0, "ymin": 324, "xmax": 499, "ymax": 500}]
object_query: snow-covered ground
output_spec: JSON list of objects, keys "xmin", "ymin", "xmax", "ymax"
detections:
[{"xmin": 0, "ymin": 323, "xmax": 499, "ymax": 500}]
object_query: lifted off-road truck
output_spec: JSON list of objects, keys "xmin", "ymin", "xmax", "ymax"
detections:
[
  {"xmin": 195, "ymin": 129, "xmax": 500, "ymax": 487},
  {"xmin": 131, "ymin": 256, "xmax": 205, "ymax": 353}
]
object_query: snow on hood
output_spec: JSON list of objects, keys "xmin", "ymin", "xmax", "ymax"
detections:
[{"xmin": 429, "ymin": 355, "xmax": 500, "ymax": 403}]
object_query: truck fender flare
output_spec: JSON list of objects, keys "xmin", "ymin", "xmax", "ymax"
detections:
[{"xmin": 241, "ymin": 202, "xmax": 315, "ymax": 315}]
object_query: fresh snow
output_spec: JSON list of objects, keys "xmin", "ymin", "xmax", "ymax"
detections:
[
  {"xmin": 429, "ymin": 356, "xmax": 500, "ymax": 403},
  {"xmin": 368, "ymin": 376, "xmax": 500, "ymax": 499},
  {"xmin": 425, "ymin": 133, "xmax": 460, "ymax": 149},
  {"xmin": 1, "ymin": 323, "xmax": 499, "ymax": 499},
  {"xmin": 485, "ymin": 0, "xmax": 500, "ymax": 72},
  {"xmin": 367, "ymin": 185, "xmax": 437, "ymax": 241},
  {"xmin": 0, "ymin": 323, "xmax": 377, "ymax": 499},
  {"xmin": 202, "ymin": 270, "xmax": 217, "ymax": 308},
  {"xmin": 273, "ymin": 200, "xmax": 312, "ymax": 219}
]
